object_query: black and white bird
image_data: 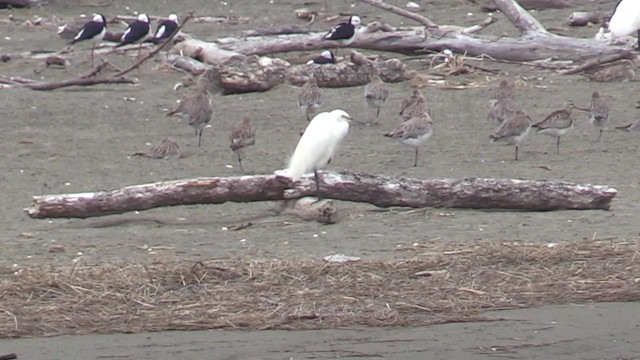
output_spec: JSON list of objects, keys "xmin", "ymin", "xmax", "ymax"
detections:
[
  {"xmin": 150, "ymin": 13, "xmax": 179, "ymax": 43},
  {"xmin": 306, "ymin": 50, "xmax": 335, "ymax": 65},
  {"xmin": 608, "ymin": 0, "xmax": 640, "ymax": 47},
  {"xmin": 116, "ymin": 13, "xmax": 151, "ymax": 54},
  {"xmin": 69, "ymin": 13, "xmax": 107, "ymax": 66},
  {"xmin": 322, "ymin": 15, "xmax": 361, "ymax": 57}
]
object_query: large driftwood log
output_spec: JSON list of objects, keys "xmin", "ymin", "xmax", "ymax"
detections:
[
  {"xmin": 194, "ymin": 0, "xmax": 630, "ymax": 64},
  {"xmin": 25, "ymin": 171, "xmax": 617, "ymax": 219}
]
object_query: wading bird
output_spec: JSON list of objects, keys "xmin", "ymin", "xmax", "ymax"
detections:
[
  {"xmin": 287, "ymin": 109, "xmax": 355, "ymax": 200},
  {"xmin": 69, "ymin": 13, "xmax": 106, "ymax": 66}
]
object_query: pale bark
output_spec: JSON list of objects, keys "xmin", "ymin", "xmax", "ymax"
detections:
[{"xmin": 25, "ymin": 172, "xmax": 617, "ymax": 219}]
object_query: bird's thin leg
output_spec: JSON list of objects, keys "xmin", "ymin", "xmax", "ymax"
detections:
[
  {"xmin": 515, "ymin": 145, "xmax": 519, "ymax": 161},
  {"xmin": 598, "ymin": 129, "xmax": 602, "ymax": 142},
  {"xmin": 91, "ymin": 43, "xmax": 95, "ymax": 67},
  {"xmin": 376, "ymin": 106, "xmax": 381, "ymax": 119},
  {"xmin": 237, "ymin": 153, "xmax": 244, "ymax": 173},
  {"xmin": 414, "ymin": 148, "xmax": 419, "ymax": 167},
  {"xmin": 306, "ymin": 110, "xmax": 310, "ymax": 122},
  {"xmin": 314, "ymin": 169, "xmax": 322, "ymax": 200},
  {"xmin": 637, "ymin": 29, "xmax": 640, "ymax": 49},
  {"xmin": 197, "ymin": 130, "xmax": 203, "ymax": 147},
  {"xmin": 556, "ymin": 137, "xmax": 560, "ymax": 154}
]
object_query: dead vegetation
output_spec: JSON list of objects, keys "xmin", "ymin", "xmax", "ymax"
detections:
[{"xmin": 0, "ymin": 239, "xmax": 638, "ymax": 338}]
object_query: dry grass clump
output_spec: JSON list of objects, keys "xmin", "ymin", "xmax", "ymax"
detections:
[{"xmin": 0, "ymin": 239, "xmax": 638, "ymax": 337}]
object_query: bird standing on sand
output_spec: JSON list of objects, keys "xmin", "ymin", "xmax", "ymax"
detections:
[
  {"xmin": 150, "ymin": 14, "xmax": 179, "ymax": 43},
  {"xmin": 532, "ymin": 101, "xmax": 575, "ymax": 154},
  {"xmin": 69, "ymin": 13, "xmax": 106, "ymax": 66},
  {"xmin": 487, "ymin": 80, "xmax": 518, "ymax": 123},
  {"xmin": 322, "ymin": 15, "xmax": 361, "ymax": 58},
  {"xmin": 607, "ymin": 0, "xmax": 640, "ymax": 48},
  {"xmin": 490, "ymin": 109, "xmax": 531, "ymax": 161},
  {"xmin": 287, "ymin": 109, "xmax": 354, "ymax": 200},
  {"xmin": 298, "ymin": 76, "xmax": 323, "ymax": 122},
  {"xmin": 229, "ymin": 117, "xmax": 256, "ymax": 173},
  {"xmin": 364, "ymin": 68, "xmax": 389, "ymax": 122},
  {"xmin": 116, "ymin": 13, "xmax": 151, "ymax": 56},
  {"xmin": 587, "ymin": 91, "xmax": 610, "ymax": 142},
  {"xmin": 132, "ymin": 138, "xmax": 181, "ymax": 160},
  {"xmin": 399, "ymin": 88, "xmax": 430, "ymax": 121},
  {"xmin": 492, "ymin": 79, "xmax": 515, "ymax": 101},
  {"xmin": 307, "ymin": 50, "xmax": 336, "ymax": 65},
  {"xmin": 167, "ymin": 68, "xmax": 218, "ymax": 147},
  {"xmin": 384, "ymin": 113, "xmax": 434, "ymax": 167}
]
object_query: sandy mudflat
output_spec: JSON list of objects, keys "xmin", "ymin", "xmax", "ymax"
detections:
[{"xmin": 0, "ymin": 0, "xmax": 639, "ymax": 358}]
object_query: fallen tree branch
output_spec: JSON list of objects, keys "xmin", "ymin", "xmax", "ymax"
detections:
[
  {"xmin": 25, "ymin": 171, "xmax": 617, "ymax": 219},
  {"xmin": 0, "ymin": 74, "xmax": 135, "ymax": 90},
  {"xmin": 492, "ymin": 0, "xmax": 550, "ymax": 36},
  {"xmin": 357, "ymin": 0, "xmax": 437, "ymax": 27},
  {"xmin": 567, "ymin": 11, "xmax": 610, "ymax": 27}
]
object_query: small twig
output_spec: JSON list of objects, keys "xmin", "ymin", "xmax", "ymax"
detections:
[
  {"xmin": 560, "ymin": 52, "xmax": 635, "ymax": 75},
  {"xmin": 357, "ymin": 0, "xmax": 437, "ymax": 28},
  {"xmin": 461, "ymin": 16, "xmax": 497, "ymax": 35},
  {"xmin": 113, "ymin": 12, "xmax": 194, "ymax": 78},
  {"xmin": 0, "ymin": 353, "xmax": 17, "ymax": 360}
]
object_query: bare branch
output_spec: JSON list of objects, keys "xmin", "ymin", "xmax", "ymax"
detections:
[
  {"xmin": 492, "ymin": 0, "xmax": 550, "ymax": 35},
  {"xmin": 357, "ymin": 0, "xmax": 438, "ymax": 27}
]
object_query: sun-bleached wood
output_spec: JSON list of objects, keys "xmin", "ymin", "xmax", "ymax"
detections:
[{"xmin": 26, "ymin": 172, "xmax": 617, "ymax": 219}]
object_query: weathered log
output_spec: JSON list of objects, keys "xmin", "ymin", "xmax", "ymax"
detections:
[
  {"xmin": 567, "ymin": 11, "xmax": 610, "ymax": 27},
  {"xmin": 475, "ymin": 0, "xmax": 574, "ymax": 12},
  {"xmin": 0, "ymin": 0, "xmax": 39, "ymax": 8},
  {"xmin": 155, "ymin": 53, "xmax": 209, "ymax": 75},
  {"xmin": 25, "ymin": 171, "xmax": 617, "ymax": 219}
]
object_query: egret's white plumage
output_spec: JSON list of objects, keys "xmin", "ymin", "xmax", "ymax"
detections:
[
  {"xmin": 608, "ymin": 0, "xmax": 640, "ymax": 37},
  {"xmin": 288, "ymin": 109, "xmax": 352, "ymax": 183}
]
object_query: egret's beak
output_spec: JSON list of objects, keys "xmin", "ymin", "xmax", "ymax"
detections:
[{"xmin": 347, "ymin": 116, "xmax": 368, "ymax": 126}]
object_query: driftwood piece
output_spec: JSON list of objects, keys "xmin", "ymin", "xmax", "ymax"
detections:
[
  {"xmin": 155, "ymin": 53, "xmax": 209, "ymax": 75},
  {"xmin": 567, "ymin": 12, "xmax": 610, "ymax": 27},
  {"xmin": 280, "ymin": 198, "xmax": 338, "ymax": 224},
  {"xmin": 0, "ymin": 0, "xmax": 39, "ymax": 8},
  {"xmin": 196, "ymin": 0, "xmax": 630, "ymax": 63},
  {"xmin": 25, "ymin": 171, "xmax": 617, "ymax": 219},
  {"xmin": 476, "ymin": 0, "xmax": 574, "ymax": 12}
]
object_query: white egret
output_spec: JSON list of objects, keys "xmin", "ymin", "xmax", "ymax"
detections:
[
  {"xmin": 608, "ymin": 0, "xmax": 640, "ymax": 47},
  {"xmin": 287, "ymin": 109, "xmax": 354, "ymax": 199}
]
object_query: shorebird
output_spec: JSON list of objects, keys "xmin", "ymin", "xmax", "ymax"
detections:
[
  {"xmin": 588, "ymin": 91, "xmax": 610, "ymax": 141},
  {"xmin": 490, "ymin": 109, "xmax": 532, "ymax": 161},
  {"xmin": 150, "ymin": 13, "xmax": 179, "ymax": 43},
  {"xmin": 582, "ymin": 60, "xmax": 635, "ymax": 82},
  {"xmin": 167, "ymin": 68, "xmax": 218, "ymax": 147},
  {"xmin": 322, "ymin": 15, "xmax": 361, "ymax": 57},
  {"xmin": 298, "ymin": 76, "xmax": 323, "ymax": 122},
  {"xmin": 384, "ymin": 113, "xmax": 434, "ymax": 167},
  {"xmin": 307, "ymin": 50, "xmax": 336, "ymax": 65},
  {"xmin": 116, "ymin": 13, "xmax": 151, "ymax": 56},
  {"xmin": 364, "ymin": 68, "xmax": 389, "ymax": 122},
  {"xmin": 132, "ymin": 138, "xmax": 181, "ymax": 160},
  {"xmin": 616, "ymin": 119, "xmax": 640, "ymax": 131},
  {"xmin": 399, "ymin": 88, "xmax": 430, "ymax": 121},
  {"xmin": 487, "ymin": 79, "xmax": 519, "ymax": 123},
  {"xmin": 287, "ymin": 109, "xmax": 355, "ymax": 200},
  {"xmin": 487, "ymin": 97, "xmax": 520, "ymax": 123},
  {"xmin": 532, "ymin": 101, "xmax": 575, "ymax": 154},
  {"xmin": 69, "ymin": 13, "xmax": 106, "ymax": 66},
  {"xmin": 229, "ymin": 117, "xmax": 256, "ymax": 172},
  {"xmin": 608, "ymin": 0, "xmax": 640, "ymax": 48},
  {"xmin": 492, "ymin": 79, "xmax": 515, "ymax": 101}
]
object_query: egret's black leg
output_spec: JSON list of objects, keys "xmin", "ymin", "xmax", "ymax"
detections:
[
  {"xmin": 414, "ymin": 148, "xmax": 419, "ymax": 167},
  {"xmin": 314, "ymin": 169, "xmax": 322, "ymax": 200}
]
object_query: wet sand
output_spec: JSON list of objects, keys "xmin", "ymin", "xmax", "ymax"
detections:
[{"xmin": 0, "ymin": 0, "xmax": 639, "ymax": 358}]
